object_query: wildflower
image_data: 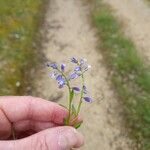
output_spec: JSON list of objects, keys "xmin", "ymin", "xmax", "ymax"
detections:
[
  {"xmin": 58, "ymin": 78, "xmax": 66, "ymax": 88},
  {"xmin": 71, "ymin": 57, "xmax": 78, "ymax": 64},
  {"xmin": 61, "ymin": 63, "xmax": 66, "ymax": 72},
  {"xmin": 47, "ymin": 62, "xmax": 58, "ymax": 69},
  {"xmin": 80, "ymin": 58, "xmax": 87, "ymax": 64},
  {"xmin": 55, "ymin": 75, "xmax": 66, "ymax": 88},
  {"xmin": 83, "ymin": 85, "xmax": 88, "ymax": 94},
  {"xmin": 72, "ymin": 87, "xmax": 80, "ymax": 92},
  {"xmin": 83, "ymin": 97, "xmax": 92, "ymax": 103},
  {"xmin": 50, "ymin": 72, "xmax": 57, "ymax": 79},
  {"xmin": 56, "ymin": 75, "xmax": 63, "ymax": 81},
  {"xmin": 47, "ymin": 57, "xmax": 93, "ymax": 127},
  {"xmin": 69, "ymin": 72, "xmax": 79, "ymax": 79},
  {"xmin": 74, "ymin": 66, "xmax": 81, "ymax": 72}
]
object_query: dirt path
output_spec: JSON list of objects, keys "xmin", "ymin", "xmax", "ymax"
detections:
[
  {"xmin": 34, "ymin": 0, "xmax": 133, "ymax": 149},
  {"xmin": 104, "ymin": 0, "xmax": 150, "ymax": 62}
]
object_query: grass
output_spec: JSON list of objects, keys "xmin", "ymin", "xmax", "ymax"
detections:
[
  {"xmin": 0, "ymin": 0, "xmax": 46, "ymax": 95},
  {"xmin": 144, "ymin": 0, "xmax": 150, "ymax": 6},
  {"xmin": 89, "ymin": 0, "xmax": 150, "ymax": 149}
]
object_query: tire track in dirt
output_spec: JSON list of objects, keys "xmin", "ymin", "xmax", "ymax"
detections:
[
  {"xmin": 33, "ymin": 0, "xmax": 134, "ymax": 149},
  {"xmin": 104, "ymin": 0, "xmax": 150, "ymax": 62}
]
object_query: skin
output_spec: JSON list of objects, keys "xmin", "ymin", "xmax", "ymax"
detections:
[{"xmin": 0, "ymin": 96, "xmax": 84, "ymax": 150}]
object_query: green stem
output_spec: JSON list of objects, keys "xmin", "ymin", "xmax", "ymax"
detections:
[
  {"xmin": 57, "ymin": 69, "xmax": 72, "ymax": 125},
  {"xmin": 68, "ymin": 90, "xmax": 73, "ymax": 124},
  {"xmin": 77, "ymin": 73, "xmax": 84, "ymax": 115}
]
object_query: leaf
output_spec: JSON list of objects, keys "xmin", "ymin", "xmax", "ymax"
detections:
[
  {"xmin": 59, "ymin": 104, "xmax": 68, "ymax": 110},
  {"xmin": 72, "ymin": 104, "xmax": 77, "ymax": 116},
  {"xmin": 74, "ymin": 121, "xmax": 83, "ymax": 129}
]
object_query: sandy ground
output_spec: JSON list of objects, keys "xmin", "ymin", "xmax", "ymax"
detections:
[
  {"xmin": 33, "ymin": 0, "xmax": 134, "ymax": 149},
  {"xmin": 104, "ymin": 0, "xmax": 150, "ymax": 62}
]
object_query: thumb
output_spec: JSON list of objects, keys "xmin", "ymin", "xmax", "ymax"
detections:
[{"xmin": 0, "ymin": 126, "xmax": 84, "ymax": 150}]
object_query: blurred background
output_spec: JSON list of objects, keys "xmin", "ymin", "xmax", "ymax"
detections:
[{"xmin": 0, "ymin": 0, "xmax": 150, "ymax": 150}]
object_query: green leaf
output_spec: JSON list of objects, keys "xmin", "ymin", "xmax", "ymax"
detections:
[
  {"xmin": 74, "ymin": 121, "xmax": 83, "ymax": 129},
  {"xmin": 59, "ymin": 104, "xmax": 68, "ymax": 110},
  {"xmin": 72, "ymin": 104, "xmax": 77, "ymax": 116}
]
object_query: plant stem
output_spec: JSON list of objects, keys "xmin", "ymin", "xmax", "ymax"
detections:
[
  {"xmin": 77, "ymin": 73, "xmax": 84, "ymax": 115},
  {"xmin": 68, "ymin": 90, "xmax": 72, "ymax": 124},
  {"xmin": 57, "ymin": 69, "xmax": 72, "ymax": 125}
]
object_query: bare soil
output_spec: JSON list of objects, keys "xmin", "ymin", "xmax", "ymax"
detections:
[{"xmin": 33, "ymin": 0, "xmax": 134, "ymax": 149}]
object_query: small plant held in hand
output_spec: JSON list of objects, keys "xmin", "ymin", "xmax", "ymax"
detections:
[{"xmin": 47, "ymin": 57, "xmax": 93, "ymax": 129}]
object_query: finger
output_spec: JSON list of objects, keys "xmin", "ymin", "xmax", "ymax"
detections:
[
  {"xmin": 0, "ymin": 109, "xmax": 11, "ymax": 139},
  {"xmin": 0, "ymin": 126, "xmax": 84, "ymax": 150},
  {"xmin": 0, "ymin": 96, "xmax": 68, "ymax": 124},
  {"xmin": 14, "ymin": 120, "xmax": 56, "ymax": 133}
]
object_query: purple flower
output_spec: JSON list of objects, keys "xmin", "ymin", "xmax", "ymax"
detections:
[
  {"xmin": 69, "ymin": 72, "xmax": 79, "ymax": 79},
  {"xmin": 50, "ymin": 72, "xmax": 57, "ymax": 79},
  {"xmin": 61, "ymin": 64, "xmax": 66, "ymax": 72},
  {"xmin": 51, "ymin": 74, "xmax": 66, "ymax": 88},
  {"xmin": 71, "ymin": 57, "xmax": 78, "ymax": 64},
  {"xmin": 47, "ymin": 57, "xmax": 93, "ymax": 105},
  {"xmin": 56, "ymin": 75, "xmax": 62, "ymax": 81},
  {"xmin": 79, "ymin": 63, "xmax": 91, "ymax": 73},
  {"xmin": 83, "ymin": 85, "xmax": 88, "ymax": 94},
  {"xmin": 83, "ymin": 97, "xmax": 92, "ymax": 103},
  {"xmin": 80, "ymin": 58, "xmax": 87, "ymax": 65},
  {"xmin": 74, "ymin": 66, "xmax": 81, "ymax": 72},
  {"xmin": 47, "ymin": 63, "xmax": 58, "ymax": 69},
  {"xmin": 58, "ymin": 82, "xmax": 65, "ymax": 88},
  {"xmin": 72, "ymin": 87, "xmax": 80, "ymax": 92},
  {"xmin": 58, "ymin": 78, "xmax": 66, "ymax": 88}
]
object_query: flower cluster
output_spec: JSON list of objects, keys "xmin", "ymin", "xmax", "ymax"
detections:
[{"xmin": 47, "ymin": 57, "xmax": 93, "ymax": 127}]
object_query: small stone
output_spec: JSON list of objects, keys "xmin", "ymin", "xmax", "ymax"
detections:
[{"xmin": 16, "ymin": 81, "xmax": 21, "ymax": 87}]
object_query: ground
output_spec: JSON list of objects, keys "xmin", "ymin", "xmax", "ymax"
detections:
[
  {"xmin": 104, "ymin": 0, "xmax": 150, "ymax": 62},
  {"xmin": 33, "ymin": 0, "xmax": 150, "ymax": 149}
]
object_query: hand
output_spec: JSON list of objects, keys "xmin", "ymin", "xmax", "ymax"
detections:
[{"xmin": 0, "ymin": 96, "xmax": 84, "ymax": 150}]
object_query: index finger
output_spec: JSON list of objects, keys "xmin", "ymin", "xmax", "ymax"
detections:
[{"xmin": 0, "ymin": 96, "xmax": 68, "ymax": 125}]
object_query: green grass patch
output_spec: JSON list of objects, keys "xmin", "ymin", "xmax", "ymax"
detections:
[
  {"xmin": 90, "ymin": 0, "xmax": 150, "ymax": 149},
  {"xmin": 0, "ymin": 0, "xmax": 46, "ymax": 95}
]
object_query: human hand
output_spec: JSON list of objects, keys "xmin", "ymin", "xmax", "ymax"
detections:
[{"xmin": 0, "ymin": 96, "xmax": 84, "ymax": 150}]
